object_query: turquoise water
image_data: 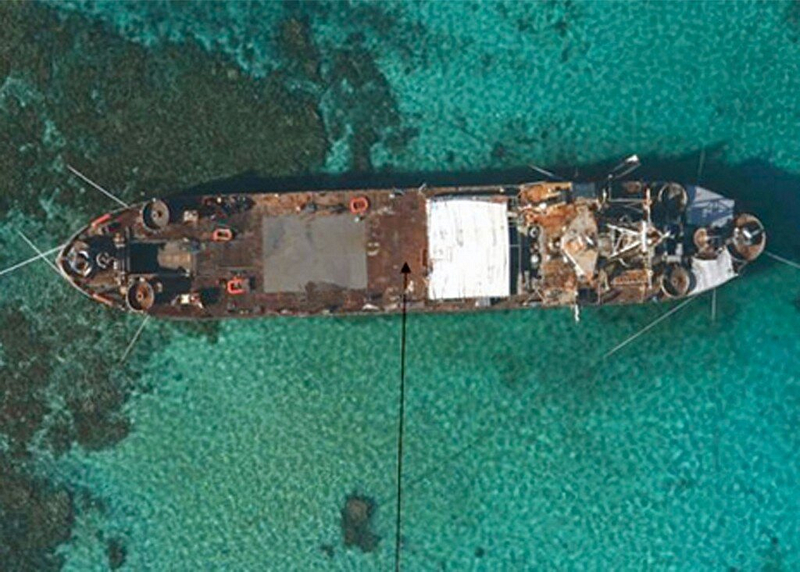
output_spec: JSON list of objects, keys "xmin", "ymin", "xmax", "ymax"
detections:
[{"xmin": 1, "ymin": 1, "xmax": 799, "ymax": 570}]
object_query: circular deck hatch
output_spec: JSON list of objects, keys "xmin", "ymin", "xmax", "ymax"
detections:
[
  {"xmin": 729, "ymin": 214, "xmax": 766, "ymax": 261},
  {"xmin": 127, "ymin": 279, "xmax": 155, "ymax": 311},
  {"xmin": 142, "ymin": 200, "xmax": 170, "ymax": 230},
  {"xmin": 661, "ymin": 263, "xmax": 695, "ymax": 298}
]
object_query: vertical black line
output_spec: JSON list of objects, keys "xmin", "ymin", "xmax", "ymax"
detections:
[{"xmin": 394, "ymin": 270, "xmax": 409, "ymax": 572}]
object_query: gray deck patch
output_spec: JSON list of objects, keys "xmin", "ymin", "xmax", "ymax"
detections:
[
  {"xmin": 686, "ymin": 185, "xmax": 734, "ymax": 228},
  {"xmin": 261, "ymin": 215, "xmax": 367, "ymax": 293}
]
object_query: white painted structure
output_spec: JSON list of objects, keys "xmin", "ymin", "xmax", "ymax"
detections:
[
  {"xmin": 691, "ymin": 249, "xmax": 736, "ymax": 294},
  {"xmin": 426, "ymin": 198, "xmax": 510, "ymax": 300}
]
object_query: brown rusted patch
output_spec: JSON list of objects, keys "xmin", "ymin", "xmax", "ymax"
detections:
[
  {"xmin": 519, "ymin": 181, "xmax": 571, "ymax": 204},
  {"xmin": 608, "ymin": 268, "xmax": 652, "ymax": 303},
  {"xmin": 524, "ymin": 202, "xmax": 581, "ymax": 306},
  {"xmin": 367, "ymin": 190, "xmax": 428, "ymax": 307}
]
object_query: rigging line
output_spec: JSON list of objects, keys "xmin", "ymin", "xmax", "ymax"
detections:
[
  {"xmin": 765, "ymin": 251, "xmax": 800, "ymax": 271},
  {"xmin": 696, "ymin": 148, "xmax": 706, "ymax": 183},
  {"xmin": 602, "ymin": 296, "xmax": 697, "ymax": 360},
  {"xmin": 0, "ymin": 243, "xmax": 66, "ymax": 278},
  {"xmin": 119, "ymin": 314, "xmax": 150, "ymax": 365},
  {"xmin": 67, "ymin": 164, "xmax": 129, "ymax": 208},
  {"xmin": 16, "ymin": 231, "xmax": 61, "ymax": 275},
  {"xmin": 529, "ymin": 164, "xmax": 564, "ymax": 181},
  {"xmin": 396, "ymin": 298, "xmax": 694, "ymax": 500},
  {"xmin": 711, "ymin": 288, "xmax": 717, "ymax": 323},
  {"xmin": 390, "ymin": 298, "xmax": 711, "ymax": 527},
  {"xmin": 394, "ymin": 265, "xmax": 410, "ymax": 572},
  {"xmin": 393, "ymin": 297, "xmax": 699, "ymax": 506}
]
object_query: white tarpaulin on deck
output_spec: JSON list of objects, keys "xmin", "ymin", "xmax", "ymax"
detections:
[
  {"xmin": 691, "ymin": 249, "xmax": 736, "ymax": 294},
  {"xmin": 426, "ymin": 198, "xmax": 510, "ymax": 300}
]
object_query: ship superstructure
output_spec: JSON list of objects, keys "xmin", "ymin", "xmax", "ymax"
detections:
[{"xmin": 58, "ymin": 176, "xmax": 765, "ymax": 319}]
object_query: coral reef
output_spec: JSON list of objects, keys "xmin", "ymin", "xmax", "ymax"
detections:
[
  {"xmin": 106, "ymin": 537, "xmax": 127, "ymax": 570},
  {"xmin": 0, "ymin": 3, "xmax": 328, "ymax": 221},
  {"xmin": 0, "ymin": 457, "xmax": 74, "ymax": 572},
  {"xmin": 340, "ymin": 494, "xmax": 380, "ymax": 553}
]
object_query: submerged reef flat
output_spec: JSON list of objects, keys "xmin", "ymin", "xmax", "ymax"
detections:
[
  {"xmin": 0, "ymin": 458, "xmax": 74, "ymax": 572},
  {"xmin": 0, "ymin": 3, "xmax": 329, "ymax": 221}
]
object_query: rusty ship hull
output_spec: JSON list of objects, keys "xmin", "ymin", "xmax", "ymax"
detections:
[{"xmin": 57, "ymin": 179, "xmax": 765, "ymax": 319}]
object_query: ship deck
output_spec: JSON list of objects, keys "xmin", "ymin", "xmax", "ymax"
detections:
[
  {"xmin": 57, "ymin": 180, "xmax": 764, "ymax": 319},
  {"xmin": 108, "ymin": 186, "xmax": 521, "ymax": 319}
]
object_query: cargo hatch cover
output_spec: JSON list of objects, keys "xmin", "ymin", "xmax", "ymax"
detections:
[
  {"xmin": 426, "ymin": 198, "xmax": 510, "ymax": 300},
  {"xmin": 261, "ymin": 215, "xmax": 367, "ymax": 293}
]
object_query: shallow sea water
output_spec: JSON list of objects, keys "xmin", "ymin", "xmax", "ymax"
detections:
[{"xmin": 2, "ymin": 1, "xmax": 799, "ymax": 570}]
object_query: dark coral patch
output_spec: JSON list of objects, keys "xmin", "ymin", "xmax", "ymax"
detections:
[
  {"xmin": 0, "ymin": 459, "xmax": 75, "ymax": 572},
  {"xmin": 786, "ymin": 0, "xmax": 800, "ymax": 42},
  {"xmin": 277, "ymin": 16, "xmax": 322, "ymax": 82},
  {"xmin": 0, "ymin": 1, "xmax": 328, "ymax": 222},
  {"xmin": 341, "ymin": 494, "xmax": 380, "ymax": 553},
  {"xmin": 327, "ymin": 38, "xmax": 403, "ymax": 171},
  {"xmin": 107, "ymin": 537, "xmax": 127, "ymax": 570},
  {"xmin": 0, "ymin": 307, "xmax": 54, "ymax": 453}
]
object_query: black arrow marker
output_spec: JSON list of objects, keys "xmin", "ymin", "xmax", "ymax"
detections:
[{"xmin": 394, "ymin": 262, "xmax": 410, "ymax": 572}]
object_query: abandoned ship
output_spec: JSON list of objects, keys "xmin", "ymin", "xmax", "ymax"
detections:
[{"xmin": 57, "ymin": 168, "xmax": 766, "ymax": 319}]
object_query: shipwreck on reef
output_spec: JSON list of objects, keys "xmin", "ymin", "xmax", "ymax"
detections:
[{"xmin": 59, "ymin": 159, "xmax": 765, "ymax": 320}]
